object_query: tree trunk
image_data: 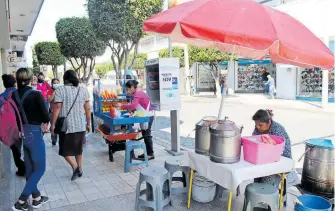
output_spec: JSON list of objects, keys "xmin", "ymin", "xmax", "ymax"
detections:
[
  {"xmin": 52, "ymin": 66, "xmax": 58, "ymax": 79},
  {"xmin": 85, "ymin": 58, "xmax": 95, "ymax": 85}
]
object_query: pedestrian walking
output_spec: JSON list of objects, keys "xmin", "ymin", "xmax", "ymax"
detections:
[
  {"xmin": 51, "ymin": 70, "xmax": 91, "ymax": 181},
  {"xmin": 47, "ymin": 78, "xmax": 60, "ymax": 145},
  {"xmin": 265, "ymin": 74, "xmax": 275, "ymax": 99},
  {"xmin": 36, "ymin": 72, "xmax": 52, "ymax": 109},
  {"xmin": 12, "ymin": 68, "xmax": 50, "ymax": 211},
  {"xmin": 0, "ymin": 74, "xmax": 26, "ymax": 177}
]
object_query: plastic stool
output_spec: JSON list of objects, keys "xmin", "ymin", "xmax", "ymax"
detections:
[
  {"xmin": 164, "ymin": 156, "xmax": 190, "ymax": 194},
  {"xmin": 124, "ymin": 141, "xmax": 149, "ymax": 173},
  {"xmin": 135, "ymin": 167, "xmax": 171, "ymax": 211},
  {"xmin": 242, "ymin": 183, "xmax": 279, "ymax": 211}
]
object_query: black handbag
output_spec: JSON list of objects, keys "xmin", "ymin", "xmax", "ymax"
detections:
[{"xmin": 54, "ymin": 88, "xmax": 80, "ymax": 134}]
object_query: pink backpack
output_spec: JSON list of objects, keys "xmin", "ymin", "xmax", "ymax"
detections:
[{"xmin": 0, "ymin": 91, "xmax": 23, "ymax": 146}]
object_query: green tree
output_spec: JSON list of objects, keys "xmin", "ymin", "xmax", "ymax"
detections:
[
  {"xmin": 87, "ymin": 0, "xmax": 163, "ymax": 84},
  {"xmin": 55, "ymin": 17, "xmax": 107, "ymax": 84},
  {"xmin": 34, "ymin": 42, "xmax": 64, "ymax": 78},
  {"xmin": 95, "ymin": 63, "xmax": 113, "ymax": 79},
  {"xmin": 32, "ymin": 48, "xmax": 40, "ymax": 74},
  {"xmin": 122, "ymin": 53, "xmax": 148, "ymax": 70},
  {"xmin": 159, "ymin": 46, "xmax": 185, "ymax": 67}
]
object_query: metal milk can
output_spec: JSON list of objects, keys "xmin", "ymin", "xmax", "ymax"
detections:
[
  {"xmin": 209, "ymin": 117, "xmax": 243, "ymax": 164},
  {"xmin": 195, "ymin": 116, "xmax": 218, "ymax": 155}
]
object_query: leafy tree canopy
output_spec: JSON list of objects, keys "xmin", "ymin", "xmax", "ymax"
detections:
[
  {"xmin": 159, "ymin": 46, "xmax": 185, "ymax": 67},
  {"xmin": 95, "ymin": 63, "xmax": 113, "ymax": 79},
  {"xmin": 34, "ymin": 42, "xmax": 63, "ymax": 67},
  {"xmin": 55, "ymin": 17, "xmax": 107, "ymax": 83},
  {"xmin": 87, "ymin": 0, "xmax": 163, "ymax": 83},
  {"xmin": 159, "ymin": 46, "xmax": 234, "ymax": 67},
  {"xmin": 55, "ymin": 17, "xmax": 106, "ymax": 59}
]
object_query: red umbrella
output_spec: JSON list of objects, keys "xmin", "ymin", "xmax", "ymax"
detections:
[{"xmin": 143, "ymin": 0, "xmax": 334, "ymax": 69}]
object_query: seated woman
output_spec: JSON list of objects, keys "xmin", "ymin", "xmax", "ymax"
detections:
[{"xmin": 252, "ymin": 109, "xmax": 292, "ymax": 185}]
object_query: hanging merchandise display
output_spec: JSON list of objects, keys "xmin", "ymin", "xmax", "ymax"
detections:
[
  {"xmin": 298, "ymin": 67, "xmax": 334, "ymax": 98},
  {"xmin": 329, "ymin": 69, "xmax": 334, "ymax": 98},
  {"xmin": 236, "ymin": 61, "xmax": 276, "ymax": 93}
]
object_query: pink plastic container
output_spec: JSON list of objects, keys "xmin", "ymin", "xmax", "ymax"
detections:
[{"xmin": 242, "ymin": 135, "xmax": 285, "ymax": 165}]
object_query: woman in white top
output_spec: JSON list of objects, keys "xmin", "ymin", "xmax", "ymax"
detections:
[{"xmin": 51, "ymin": 70, "xmax": 91, "ymax": 181}]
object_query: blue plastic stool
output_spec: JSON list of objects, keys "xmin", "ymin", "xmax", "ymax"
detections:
[{"xmin": 124, "ymin": 141, "xmax": 149, "ymax": 173}]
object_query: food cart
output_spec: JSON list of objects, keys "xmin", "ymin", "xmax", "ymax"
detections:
[{"xmin": 92, "ymin": 79, "xmax": 150, "ymax": 162}]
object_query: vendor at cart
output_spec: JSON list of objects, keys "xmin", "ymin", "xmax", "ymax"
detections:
[
  {"xmin": 115, "ymin": 80, "xmax": 155, "ymax": 161},
  {"xmin": 252, "ymin": 109, "xmax": 292, "ymax": 185}
]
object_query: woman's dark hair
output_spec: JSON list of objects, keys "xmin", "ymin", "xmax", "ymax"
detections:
[
  {"xmin": 51, "ymin": 78, "xmax": 59, "ymax": 84},
  {"xmin": 63, "ymin": 70, "xmax": 79, "ymax": 87},
  {"xmin": 38, "ymin": 72, "xmax": 45, "ymax": 77},
  {"xmin": 252, "ymin": 109, "xmax": 273, "ymax": 123},
  {"xmin": 2, "ymin": 74, "xmax": 16, "ymax": 88},
  {"xmin": 125, "ymin": 80, "xmax": 139, "ymax": 89},
  {"xmin": 16, "ymin": 68, "xmax": 33, "ymax": 87}
]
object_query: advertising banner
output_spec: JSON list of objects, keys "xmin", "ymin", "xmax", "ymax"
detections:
[{"xmin": 159, "ymin": 58, "xmax": 181, "ymax": 110}]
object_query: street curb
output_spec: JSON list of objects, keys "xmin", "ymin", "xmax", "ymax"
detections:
[{"xmin": 181, "ymin": 97, "xmax": 335, "ymax": 113}]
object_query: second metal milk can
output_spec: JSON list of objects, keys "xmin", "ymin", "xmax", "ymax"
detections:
[{"xmin": 195, "ymin": 116, "xmax": 218, "ymax": 155}]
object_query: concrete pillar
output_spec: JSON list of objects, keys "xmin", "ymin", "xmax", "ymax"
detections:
[
  {"xmin": 0, "ymin": 49, "xmax": 3, "ymax": 93},
  {"xmin": 1, "ymin": 49, "xmax": 8, "ymax": 74},
  {"xmin": 168, "ymin": 37, "xmax": 181, "ymax": 155},
  {"xmin": 184, "ymin": 44, "xmax": 190, "ymax": 95},
  {"xmin": 322, "ymin": 36, "xmax": 330, "ymax": 107}
]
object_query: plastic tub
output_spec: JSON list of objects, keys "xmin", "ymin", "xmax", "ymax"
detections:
[
  {"xmin": 242, "ymin": 135, "xmax": 285, "ymax": 165},
  {"xmin": 192, "ymin": 173, "xmax": 216, "ymax": 203},
  {"xmin": 294, "ymin": 195, "xmax": 332, "ymax": 211}
]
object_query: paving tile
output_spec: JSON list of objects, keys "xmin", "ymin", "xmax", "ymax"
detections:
[
  {"xmin": 122, "ymin": 174, "xmax": 137, "ymax": 181},
  {"xmin": 74, "ymin": 177, "xmax": 91, "ymax": 184},
  {"xmin": 92, "ymin": 179, "xmax": 110, "ymax": 186},
  {"xmin": 101, "ymin": 189, "xmax": 121, "ymax": 198},
  {"xmin": 49, "ymin": 199, "xmax": 70, "ymax": 209},
  {"xmin": 62, "ymin": 183, "xmax": 80, "ymax": 192},
  {"xmin": 97, "ymin": 184, "xmax": 117, "ymax": 192},
  {"xmin": 44, "ymin": 183, "xmax": 62, "ymax": 190},
  {"xmin": 118, "ymin": 187, "xmax": 135, "ymax": 194},
  {"xmin": 78, "ymin": 182, "xmax": 96, "ymax": 190},
  {"xmin": 48, "ymin": 193, "xmax": 67, "ymax": 202},
  {"xmin": 65, "ymin": 190, "xmax": 84, "ymax": 198},
  {"xmin": 67, "ymin": 195, "xmax": 87, "ymax": 205},
  {"xmin": 45, "ymin": 188, "xmax": 65, "ymax": 196},
  {"xmin": 84, "ymin": 193, "xmax": 105, "ymax": 201},
  {"xmin": 81, "ymin": 187, "xmax": 100, "ymax": 195}
]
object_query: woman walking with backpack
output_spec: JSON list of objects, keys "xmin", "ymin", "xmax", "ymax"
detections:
[
  {"xmin": 12, "ymin": 68, "xmax": 50, "ymax": 211},
  {"xmin": 0, "ymin": 74, "xmax": 25, "ymax": 177}
]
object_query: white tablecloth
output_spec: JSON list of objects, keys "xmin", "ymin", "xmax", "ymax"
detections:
[{"xmin": 180, "ymin": 150, "xmax": 295, "ymax": 192}]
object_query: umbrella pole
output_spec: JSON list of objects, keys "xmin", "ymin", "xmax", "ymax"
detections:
[{"xmin": 218, "ymin": 47, "xmax": 235, "ymax": 120}]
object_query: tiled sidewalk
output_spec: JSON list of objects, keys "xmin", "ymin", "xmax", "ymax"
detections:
[
  {"xmin": 0, "ymin": 132, "xmax": 299, "ymax": 211},
  {"xmin": 0, "ymin": 132, "xmax": 173, "ymax": 210}
]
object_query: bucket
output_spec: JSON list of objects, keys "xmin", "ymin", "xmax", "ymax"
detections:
[
  {"xmin": 192, "ymin": 173, "xmax": 216, "ymax": 203},
  {"xmin": 294, "ymin": 195, "xmax": 332, "ymax": 211}
]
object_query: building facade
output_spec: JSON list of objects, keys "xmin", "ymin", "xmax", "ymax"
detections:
[{"xmin": 0, "ymin": 0, "xmax": 44, "ymax": 180}]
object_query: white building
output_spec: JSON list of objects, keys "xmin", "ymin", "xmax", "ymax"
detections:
[
  {"xmin": 0, "ymin": 0, "xmax": 44, "ymax": 179},
  {"xmin": 0, "ymin": 0, "xmax": 44, "ymax": 92}
]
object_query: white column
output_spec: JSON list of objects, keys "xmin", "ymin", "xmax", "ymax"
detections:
[
  {"xmin": 322, "ymin": 36, "xmax": 330, "ymax": 107},
  {"xmin": 0, "ymin": 50, "xmax": 3, "ymax": 93},
  {"xmin": 1, "ymin": 49, "xmax": 8, "ymax": 74},
  {"xmin": 168, "ymin": 37, "xmax": 181, "ymax": 155},
  {"xmin": 184, "ymin": 44, "xmax": 190, "ymax": 95}
]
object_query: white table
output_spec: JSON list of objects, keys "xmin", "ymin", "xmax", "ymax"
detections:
[{"xmin": 181, "ymin": 150, "xmax": 295, "ymax": 211}]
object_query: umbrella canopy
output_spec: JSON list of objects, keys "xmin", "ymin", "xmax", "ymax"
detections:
[{"xmin": 143, "ymin": 0, "xmax": 334, "ymax": 69}]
